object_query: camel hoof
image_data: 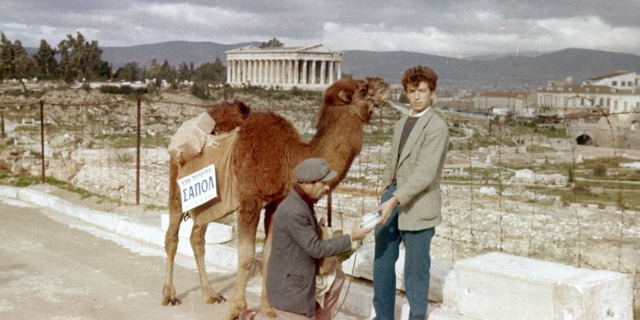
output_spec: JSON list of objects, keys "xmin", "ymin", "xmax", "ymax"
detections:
[
  {"xmin": 162, "ymin": 297, "xmax": 181, "ymax": 306},
  {"xmin": 205, "ymin": 295, "xmax": 226, "ymax": 304},
  {"xmin": 262, "ymin": 306, "xmax": 276, "ymax": 318}
]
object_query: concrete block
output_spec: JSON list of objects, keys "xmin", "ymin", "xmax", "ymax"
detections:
[
  {"xmin": 451, "ymin": 252, "xmax": 633, "ymax": 320},
  {"xmin": 338, "ymin": 280, "xmax": 409, "ymax": 319},
  {"xmin": 48, "ymin": 198, "xmax": 86, "ymax": 218},
  {"xmin": 0, "ymin": 185, "xmax": 19, "ymax": 198},
  {"xmin": 342, "ymin": 243, "xmax": 453, "ymax": 303},
  {"xmin": 160, "ymin": 213, "xmax": 232, "ymax": 244},
  {"xmin": 17, "ymin": 188, "xmax": 56, "ymax": 207},
  {"xmin": 428, "ymin": 308, "xmax": 476, "ymax": 320}
]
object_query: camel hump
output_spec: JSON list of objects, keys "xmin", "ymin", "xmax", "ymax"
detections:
[{"xmin": 208, "ymin": 100, "xmax": 251, "ymax": 134}]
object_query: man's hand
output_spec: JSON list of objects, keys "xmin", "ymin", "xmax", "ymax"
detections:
[
  {"xmin": 375, "ymin": 196, "xmax": 398, "ymax": 225},
  {"xmin": 349, "ymin": 220, "xmax": 375, "ymax": 242}
]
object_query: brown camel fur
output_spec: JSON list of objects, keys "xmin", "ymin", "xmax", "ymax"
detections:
[{"xmin": 162, "ymin": 77, "xmax": 389, "ymax": 319}]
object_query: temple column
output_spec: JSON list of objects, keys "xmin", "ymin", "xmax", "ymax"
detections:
[
  {"xmin": 293, "ymin": 60, "xmax": 299, "ymax": 84},
  {"xmin": 288, "ymin": 60, "xmax": 293, "ymax": 84},
  {"xmin": 269, "ymin": 59, "xmax": 274, "ymax": 84},
  {"xmin": 310, "ymin": 60, "xmax": 316, "ymax": 84},
  {"xmin": 320, "ymin": 60, "xmax": 326, "ymax": 85},
  {"xmin": 328, "ymin": 61, "xmax": 334, "ymax": 85},
  {"xmin": 226, "ymin": 60, "xmax": 232, "ymax": 84},
  {"xmin": 253, "ymin": 60, "xmax": 258, "ymax": 84},
  {"xmin": 241, "ymin": 60, "xmax": 247, "ymax": 83},
  {"xmin": 301, "ymin": 60, "xmax": 308, "ymax": 84},
  {"xmin": 337, "ymin": 62, "xmax": 342, "ymax": 80},
  {"xmin": 281, "ymin": 60, "xmax": 286, "ymax": 85}
]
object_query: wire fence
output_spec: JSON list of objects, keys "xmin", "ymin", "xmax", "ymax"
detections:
[{"xmin": 0, "ymin": 89, "xmax": 639, "ymax": 306}]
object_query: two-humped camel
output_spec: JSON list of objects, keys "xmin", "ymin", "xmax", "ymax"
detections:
[{"xmin": 162, "ymin": 77, "xmax": 389, "ymax": 319}]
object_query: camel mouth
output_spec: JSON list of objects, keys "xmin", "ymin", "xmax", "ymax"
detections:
[{"xmin": 373, "ymin": 87, "xmax": 391, "ymax": 108}]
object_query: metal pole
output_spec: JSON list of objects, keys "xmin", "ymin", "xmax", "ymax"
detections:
[
  {"xmin": 40, "ymin": 100, "xmax": 45, "ymax": 184},
  {"xmin": 327, "ymin": 191, "xmax": 332, "ymax": 227},
  {"xmin": 136, "ymin": 96, "xmax": 141, "ymax": 205}
]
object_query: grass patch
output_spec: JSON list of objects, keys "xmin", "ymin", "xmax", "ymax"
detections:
[
  {"xmin": 144, "ymin": 204, "xmax": 168, "ymax": 211},
  {"xmin": 0, "ymin": 171, "xmax": 108, "ymax": 201}
]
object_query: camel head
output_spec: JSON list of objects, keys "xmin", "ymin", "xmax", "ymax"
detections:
[
  {"xmin": 207, "ymin": 100, "xmax": 251, "ymax": 134},
  {"xmin": 320, "ymin": 77, "xmax": 389, "ymax": 124}
]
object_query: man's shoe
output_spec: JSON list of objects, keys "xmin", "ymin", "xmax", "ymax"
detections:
[{"xmin": 239, "ymin": 309, "xmax": 256, "ymax": 320}]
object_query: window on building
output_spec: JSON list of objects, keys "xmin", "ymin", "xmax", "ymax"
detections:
[
  {"xmin": 614, "ymin": 101, "xmax": 618, "ymax": 111},
  {"xmin": 612, "ymin": 81, "xmax": 618, "ymax": 86},
  {"xmin": 599, "ymin": 98, "xmax": 604, "ymax": 106}
]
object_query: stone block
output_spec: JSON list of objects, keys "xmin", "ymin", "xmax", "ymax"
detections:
[
  {"xmin": 342, "ymin": 243, "xmax": 453, "ymax": 303},
  {"xmin": 17, "ymin": 188, "xmax": 56, "ymax": 207},
  {"xmin": 160, "ymin": 213, "xmax": 232, "ymax": 244},
  {"xmin": 0, "ymin": 185, "xmax": 19, "ymax": 198},
  {"xmin": 428, "ymin": 308, "xmax": 475, "ymax": 320},
  {"xmin": 449, "ymin": 252, "xmax": 633, "ymax": 320},
  {"xmin": 337, "ymin": 280, "xmax": 409, "ymax": 319}
]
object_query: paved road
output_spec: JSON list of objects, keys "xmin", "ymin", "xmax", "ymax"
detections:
[{"xmin": 0, "ymin": 196, "xmax": 258, "ymax": 319}]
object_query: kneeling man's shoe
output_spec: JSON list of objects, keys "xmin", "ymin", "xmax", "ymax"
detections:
[{"xmin": 239, "ymin": 309, "xmax": 256, "ymax": 320}]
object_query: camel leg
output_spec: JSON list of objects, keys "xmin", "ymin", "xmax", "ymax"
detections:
[
  {"xmin": 259, "ymin": 202, "xmax": 278, "ymax": 317},
  {"xmin": 228, "ymin": 197, "xmax": 261, "ymax": 320},
  {"xmin": 162, "ymin": 209, "xmax": 182, "ymax": 305},
  {"xmin": 190, "ymin": 222, "xmax": 226, "ymax": 304},
  {"xmin": 162, "ymin": 161, "xmax": 183, "ymax": 306}
]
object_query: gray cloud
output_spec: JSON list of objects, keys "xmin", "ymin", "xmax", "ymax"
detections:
[{"xmin": 0, "ymin": 0, "xmax": 638, "ymax": 57}]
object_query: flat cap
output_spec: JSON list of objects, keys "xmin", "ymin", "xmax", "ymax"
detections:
[{"xmin": 295, "ymin": 158, "xmax": 338, "ymax": 182}]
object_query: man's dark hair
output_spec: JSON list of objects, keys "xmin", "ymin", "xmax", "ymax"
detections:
[{"xmin": 401, "ymin": 65, "xmax": 438, "ymax": 92}]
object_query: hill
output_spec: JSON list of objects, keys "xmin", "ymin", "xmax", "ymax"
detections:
[
  {"xmin": 100, "ymin": 40, "xmax": 261, "ymax": 69},
  {"xmin": 28, "ymin": 41, "xmax": 640, "ymax": 92}
]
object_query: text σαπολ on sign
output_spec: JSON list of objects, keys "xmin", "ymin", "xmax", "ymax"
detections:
[{"xmin": 177, "ymin": 164, "xmax": 218, "ymax": 212}]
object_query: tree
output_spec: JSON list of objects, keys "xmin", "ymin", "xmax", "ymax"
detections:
[
  {"xmin": 12, "ymin": 39, "xmax": 35, "ymax": 78},
  {"xmin": 33, "ymin": 39, "xmax": 58, "ymax": 79},
  {"xmin": 116, "ymin": 62, "xmax": 140, "ymax": 81},
  {"xmin": 192, "ymin": 57, "xmax": 226, "ymax": 85},
  {"xmin": 0, "ymin": 32, "xmax": 14, "ymax": 81},
  {"xmin": 260, "ymin": 37, "xmax": 284, "ymax": 48},
  {"xmin": 57, "ymin": 32, "xmax": 106, "ymax": 82},
  {"xmin": 177, "ymin": 61, "xmax": 194, "ymax": 81}
]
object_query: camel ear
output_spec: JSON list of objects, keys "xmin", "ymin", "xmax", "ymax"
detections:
[{"xmin": 338, "ymin": 89, "xmax": 352, "ymax": 104}]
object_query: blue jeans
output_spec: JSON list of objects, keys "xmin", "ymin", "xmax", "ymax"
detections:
[{"xmin": 373, "ymin": 185, "xmax": 435, "ymax": 320}]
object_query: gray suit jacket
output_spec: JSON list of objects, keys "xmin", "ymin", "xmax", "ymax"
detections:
[
  {"xmin": 266, "ymin": 189, "xmax": 352, "ymax": 316},
  {"xmin": 381, "ymin": 108, "xmax": 449, "ymax": 231}
]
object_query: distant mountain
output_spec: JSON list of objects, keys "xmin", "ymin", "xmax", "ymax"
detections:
[
  {"xmin": 25, "ymin": 41, "xmax": 640, "ymax": 92},
  {"xmin": 464, "ymin": 51, "xmax": 546, "ymax": 61},
  {"xmin": 100, "ymin": 41, "xmax": 261, "ymax": 69},
  {"xmin": 343, "ymin": 48, "xmax": 640, "ymax": 91}
]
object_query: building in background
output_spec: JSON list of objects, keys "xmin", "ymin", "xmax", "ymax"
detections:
[{"xmin": 226, "ymin": 44, "xmax": 343, "ymax": 90}]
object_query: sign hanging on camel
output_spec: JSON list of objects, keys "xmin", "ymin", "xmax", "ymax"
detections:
[{"xmin": 178, "ymin": 165, "xmax": 218, "ymax": 212}]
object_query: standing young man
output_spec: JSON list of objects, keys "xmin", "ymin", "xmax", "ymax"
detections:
[
  {"xmin": 373, "ymin": 65, "xmax": 449, "ymax": 320},
  {"xmin": 240, "ymin": 158, "xmax": 375, "ymax": 320}
]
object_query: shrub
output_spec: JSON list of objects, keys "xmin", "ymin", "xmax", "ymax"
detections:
[{"xmin": 593, "ymin": 164, "xmax": 607, "ymax": 177}]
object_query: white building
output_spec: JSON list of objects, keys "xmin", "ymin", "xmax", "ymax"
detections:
[
  {"xmin": 474, "ymin": 91, "xmax": 536, "ymax": 116},
  {"xmin": 584, "ymin": 71, "xmax": 640, "ymax": 91},
  {"xmin": 536, "ymin": 71, "xmax": 640, "ymax": 116},
  {"xmin": 225, "ymin": 44, "xmax": 343, "ymax": 90}
]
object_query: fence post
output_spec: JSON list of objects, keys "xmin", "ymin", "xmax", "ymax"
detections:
[
  {"xmin": 40, "ymin": 100, "xmax": 45, "ymax": 184},
  {"xmin": 136, "ymin": 95, "xmax": 141, "ymax": 205},
  {"xmin": 1, "ymin": 110, "xmax": 4, "ymax": 137}
]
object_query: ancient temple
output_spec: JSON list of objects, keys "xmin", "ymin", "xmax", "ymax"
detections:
[{"xmin": 226, "ymin": 44, "xmax": 343, "ymax": 90}]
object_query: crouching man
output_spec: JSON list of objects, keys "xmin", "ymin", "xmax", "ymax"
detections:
[{"xmin": 240, "ymin": 158, "xmax": 375, "ymax": 320}]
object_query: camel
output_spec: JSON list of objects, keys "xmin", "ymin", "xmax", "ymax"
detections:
[{"xmin": 162, "ymin": 77, "xmax": 389, "ymax": 319}]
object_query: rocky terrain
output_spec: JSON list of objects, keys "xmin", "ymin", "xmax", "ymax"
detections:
[{"xmin": 1, "ymin": 81, "xmax": 638, "ymax": 307}]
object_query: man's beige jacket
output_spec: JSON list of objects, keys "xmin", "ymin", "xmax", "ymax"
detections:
[{"xmin": 381, "ymin": 108, "xmax": 450, "ymax": 231}]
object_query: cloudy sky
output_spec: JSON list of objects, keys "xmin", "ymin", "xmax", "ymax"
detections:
[{"xmin": 1, "ymin": 0, "xmax": 640, "ymax": 58}]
